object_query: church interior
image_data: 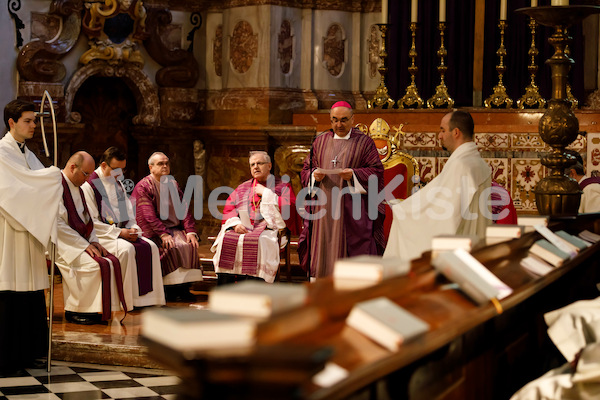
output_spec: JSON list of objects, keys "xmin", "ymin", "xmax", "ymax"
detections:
[{"xmin": 3, "ymin": 0, "xmax": 600, "ymax": 399}]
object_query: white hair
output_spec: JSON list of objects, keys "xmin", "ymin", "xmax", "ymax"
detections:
[
  {"xmin": 249, "ymin": 151, "xmax": 271, "ymax": 163},
  {"xmin": 148, "ymin": 152, "xmax": 168, "ymax": 165}
]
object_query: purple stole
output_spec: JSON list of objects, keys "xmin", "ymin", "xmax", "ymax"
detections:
[
  {"xmin": 88, "ymin": 172, "xmax": 153, "ymax": 296},
  {"xmin": 580, "ymin": 176, "xmax": 600, "ymax": 190},
  {"xmin": 61, "ymin": 176, "xmax": 127, "ymax": 321}
]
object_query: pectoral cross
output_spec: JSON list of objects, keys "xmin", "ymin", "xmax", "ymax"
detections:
[{"xmin": 332, "ymin": 156, "xmax": 338, "ymax": 167}]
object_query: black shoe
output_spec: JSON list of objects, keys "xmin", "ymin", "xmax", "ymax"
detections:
[{"xmin": 65, "ymin": 311, "xmax": 102, "ymax": 325}]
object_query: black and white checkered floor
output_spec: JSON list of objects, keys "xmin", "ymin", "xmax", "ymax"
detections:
[{"xmin": 0, "ymin": 362, "xmax": 181, "ymax": 400}]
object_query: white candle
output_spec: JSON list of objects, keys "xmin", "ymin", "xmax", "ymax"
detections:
[
  {"xmin": 439, "ymin": 0, "xmax": 446, "ymax": 22},
  {"xmin": 411, "ymin": 0, "xmax": 418, "ymax": 23},
  {"xmin": 500, "ymin": 0, "xmax": 507, "ymax": 20},
  {"xmin": 381, "ymin": 0, "xmax": 388, "ymax": 24},
  {"xmin": 531, "ymin": 0, "xmax": 537, "ymax": 6},
  {"xmin": 551, "ymin": 0, "xmax": 568, "ymax": 5}
]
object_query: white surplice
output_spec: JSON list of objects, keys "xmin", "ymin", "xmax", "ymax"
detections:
[
  {"xmin": 81, "ymin": 167, "xmax": 165, "ymax": 307},
  {"xmin": 384, "ymin": 142, "xmax": 492, "ymax": 261},
  {"xmin": 55, "ymin": 172, "xmax": 135, "ymax": 314},
  {"xmin": 212, "ymin": 187, "xmax": 286, "ymax": 283},
  {"xmin": 578, "ymin": 176, "xmax": 600, "ymax": 214},
  {"xmin": 0, "ymin": 133, "xmax": 62, "ymax": 291}
]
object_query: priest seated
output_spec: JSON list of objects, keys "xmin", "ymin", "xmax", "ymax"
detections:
[
  {"xmin": 55, "ymin": 151, "xmax": 136, "ymax": 325},
  {"xmin": 131, "ymin": 152, "xmax": 202, "ymax": 301},
  {"xmin": 81, "ymin": 147, "xmax": 166, "ymax": 309},
  {"xmin": 211, "ymin": 151, "xmax": 299, "ymax": 285}
]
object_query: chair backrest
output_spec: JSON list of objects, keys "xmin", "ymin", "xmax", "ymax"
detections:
[{"xmin": 365, "ymin": 118, "xmax": 420, "ymax": 240}]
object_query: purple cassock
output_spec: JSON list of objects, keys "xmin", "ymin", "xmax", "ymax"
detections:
[{"xmin": 298, "ymin": 127, "xmax": 385, "ymax": 277}]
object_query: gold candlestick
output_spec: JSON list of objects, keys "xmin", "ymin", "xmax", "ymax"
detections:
[
  {"xmin": 398, "ymin": 22, "xmax": 423, "ymax": 109},
  {"xmin": 516, "ymin": 5, "xmax": 600, "ymax": 216},
  {"xmin": 367, "ymin": 24, "xmax": 395, "ymax": 109},
  {"xmin": 426, "ymin": 22, "xmax": 453, "ymax": 109},
  {"xmin": 565, "ymin": 44, "xmax": 578, "ymax": 109},
  {"xmin": 485, "ymin": 20, "xmax": 513, "ymax": 108},
  {"xmin": 517, "ymin": 17, "xmax": 546, "ymax": 109}
]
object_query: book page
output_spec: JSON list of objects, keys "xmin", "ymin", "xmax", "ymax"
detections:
[
  {"xmin": 316, "ymin": 168, "xmax": 343, "ymax": 175},
  {"xmin": 238, "ymin": 209, "xmax": 252, "ymax": 229},
  {"xmin": 455, "ymin": 248, "xmax": 513, "ymax": 300},
  {"xmin": 534, "ymin": 225, "xmax": 576, "ymax": 258}
]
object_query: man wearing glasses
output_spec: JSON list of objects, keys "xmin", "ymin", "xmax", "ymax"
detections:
[
  {"xmin": 81, "ymin": 147, "xmax": 166, "ymax": 309},
  {"xmin": 0, "ymin": 99, "xmax": 62, "ymax": 374},
  {"xmin": 132, "ymin": 152, "xmax": 202, "ymax": 301},
  {"xmin": 299, "ymin": 101, "xmax": 385, "ymax": 278},
  {"xmin": 212, "ymin": 151, "xmax": 299, "ymax": 284}
]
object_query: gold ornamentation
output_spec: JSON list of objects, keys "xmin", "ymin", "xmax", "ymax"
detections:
[
  {"xmin": 518, "ymin": 17, "xmax": 546, "ymax": 109},
  {"xmin": 367, "ymin": 24, "xmax": 395, "ymax": 109},
  {"xmin": 398, "ymin": 23, "xmax": 423, "ymax": 109},
  {"xmin": 427, "ymin": 23, "xmax": 453, "ymax": 109},
  {"xmin": 485, "ymin": 20, "xmax": 513, "ymax": 109}
]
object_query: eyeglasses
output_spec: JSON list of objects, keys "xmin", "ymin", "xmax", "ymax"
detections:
[{"xmin": 250, "ymin": 162, "xmax": 268, "ymax": 167}]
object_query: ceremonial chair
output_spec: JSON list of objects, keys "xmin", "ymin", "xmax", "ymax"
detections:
[{"xmin": 357, "ymin": 118, "xmax": 420, "ymax": 241}]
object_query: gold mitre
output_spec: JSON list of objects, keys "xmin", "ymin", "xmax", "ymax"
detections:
[{"xmin": 369, "ymin": 118, "xmax": 391, "ymax": 140}]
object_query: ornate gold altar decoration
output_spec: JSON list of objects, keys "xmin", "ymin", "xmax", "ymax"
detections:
[
  {"xmin": 427, "ymin": 22, "xmax": 453, "ymax": 109},
  {"xmin": 367, "ymin": 24, "xmax": 395, "ymax": 109},
  {"xmin": 274, "ymin": 145, "xmax": 310, "ymax": 196},
  {"xmin": 398, "ymin": 23, "xmax": 423, "ymax": 109},
  {"xmin": 485, "ymin": 20, "xmax": 513, "ymax": 108},
  {"xmin": 565, "ymin": 44, "xmax": 579, "ymax": 109},
  {"xmin": 80, "ymin": 0, "xmax": 148, "ymax": 67},
  {"xmin": 518, "ymin": 17, "xmax": 546, "ymax": 109},
  {"xmin": 517, "ymin": 5, "xmax": 600, "ymax": 216}
]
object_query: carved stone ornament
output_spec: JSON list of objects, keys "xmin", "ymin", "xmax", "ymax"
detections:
[
  {"xmin": 278, "ymin": 20, "xmax": 293, "ymax": 74},
  {"xmin": 80, "ymin": 0, "xmax": 149, "ymax": 67},
  {"xmin": 143, "ymin": 8, "xmax": 199, "ymax": 88},
  {"xmin": 322, "ymin": 24, "xmax": 345, "ymax": 77},
  {"xmin": 17, "ymin": 0, "xmax": 83, "ymax": 83},
  {"xmin": 230, "ymin": 20, "xmax": 258, "ymax": 74}
]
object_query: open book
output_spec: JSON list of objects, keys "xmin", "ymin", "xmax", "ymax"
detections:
[{"xmin": 432, "ymin": 248, "xmax": 512, "ymax": 306}]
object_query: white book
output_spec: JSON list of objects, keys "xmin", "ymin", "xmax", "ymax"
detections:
[
  {"xmin": 432, "ymin": 248, "xmax": 512, "ymax": 305},
  {"xmin": 520, "ymin": 255, "xmax": 554, "ymax": 276},
  {"xmin": 346, "ymin": 297, "xmax": 429, "ymax": 352},
  {"xmin": 517, "ymin": 215, "xmax": 549, "ymax": 233},
  {"xmin": 534, "ymin": 225, "xmax": 577, "ymax": 259},
  {"xmin": 431, "ymin": 235, "xmax": 474, "ymax": 260},
  {"xmin": 333, "ymin": 255, "xmax": 410, "ymax": 282},
  {"xmin": 555, "ymin": 230, "xmax": 591, "ymax": 252},
  {"xmin": 141, "ymin": 308, "xmax": 256, "ymax": 351},
  {"xmin": 528, "ymin": 239, "xmax": 570, "ymax": 268},
  {"xmin": 238, "ymin": 209, "xmax": 252, "ymax": 229},
  {"xmin": 208, "ymin": 280, "xmax": 307, "ymax": 318},
  {"xmin": 486, "ymin": 225, "xmax": 524, "ymax": 239}
]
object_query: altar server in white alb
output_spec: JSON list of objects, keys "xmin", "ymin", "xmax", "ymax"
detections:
[
  {"xmin": 81, "ymin": 147, "xmax": 165, "ymax": 309},
  {"xmin": 0, "ymin": 99, "xmax": 63, "ymax": 374},
  {"xmin": 384, "ymin": 110, "xmax": 492, "ymax": 261},
  {"xmin": 55, "ymin": 151, "xmax": 137, "ymax": 325}
]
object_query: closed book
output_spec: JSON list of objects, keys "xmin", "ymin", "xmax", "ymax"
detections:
[
  {"xmin": 208, "ymin": 281, "xmax": 307, "ymax": 318},
  {"xmin": 432, "ymin": 248, "xmax": 512, "ymax": 305},
  {"xmin": 141, "ymin": 308, "xmax": 256, "ymax": 351},
  {"xmin": 486, "ymin": 225, "xmax": 524, "ymax": 239},
  {"xmin": 555, "ymin": 230, "xmax": 591, "ymax": 252},
  {"xmin": 520, "ymin": 255, "xmax": 554, "ymax": 276},
  {"xmin": 431, "ymin": 235, "xmax": 474, "ymax": 260},
  {"xmin": 534, "ymin": 225, "xmax": 577, "ymax": 258},
  {"xmin": 528, "ymin": 239, "xmax": 570, "ymax": 267},
  {"xmin": 346, "ymin": 297, "xmax": 429, "ymax": 352},
  {"xmin": 518, "ymin": 215, "xmax": 549, "ymax": 233},
  {"xmin": 333, "ymin": 255, "xmax": 410, "ymax": 282},
  {"xmin": 579, "ymin": 230, "xmax": 600, "ymax": 244}
]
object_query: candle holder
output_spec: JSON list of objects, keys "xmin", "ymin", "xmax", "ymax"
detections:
[
  {"xmin": 367, "ymin": 24, "xmax": 395, "ymax": 109},
  {"xmin": 517, "ymin": 17, "xmax": 546, "ymax": 109},
  {"xmin": 565, "ymin": 44, "xmax": 578, "ymax": 109},
  {"xmin": 485, "ymin": 20, "xmax": 513, "ymax": 108},
  {"xmin": 516, "ymin": 5, "xmax": 600, "ymax": 216},
  {"xmin": 398, "ymin": 22, "xmax": 423, "ymax": 109},
  {"xmin": 426, "ymin": 22, "xmax": 454, "ymax": 109}
]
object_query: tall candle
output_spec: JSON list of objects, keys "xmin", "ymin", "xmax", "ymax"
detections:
[
  {"xmin": 439, "ymin": 0, "xmax": 446, "ymax": 22},
  {"xmin": 500, "ymin": 0, "xmax": 507, "ymax": 20},
  {"xmin": 551, "ymin": 0, "xmax": 568, "ymax": 5},
  {"xmin": 531, "ymin": 0, "xmax": 537, "ymax": 6},
  {"xmin": 411, "ymin": 0, "xmax": 418, "ymax": 23},
  {"xmin": 381, "ymin": 0, "xmax": 388, "ymax": 24}
]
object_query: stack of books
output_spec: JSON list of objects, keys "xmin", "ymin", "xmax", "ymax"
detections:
[{"xmin": 522, "ymin": 230, "xmax": 593, "ymax": 275}]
